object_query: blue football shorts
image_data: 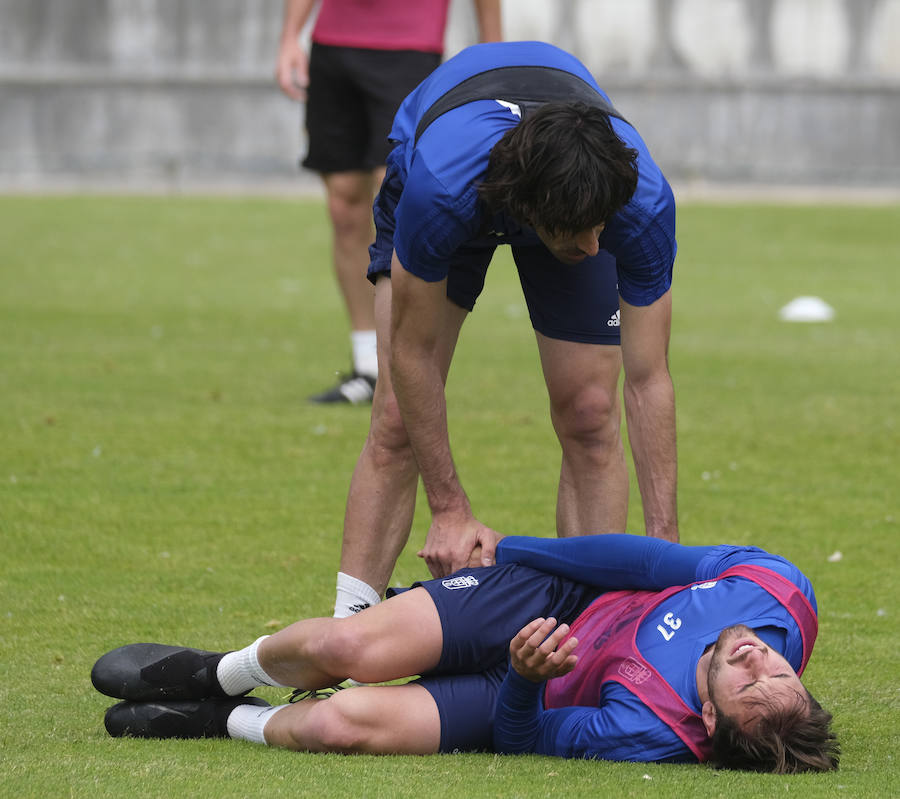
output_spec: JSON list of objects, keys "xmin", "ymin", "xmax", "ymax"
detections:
[{"xmin": 390, "ymin": 564, "xmax": 596, "ymax": 752}]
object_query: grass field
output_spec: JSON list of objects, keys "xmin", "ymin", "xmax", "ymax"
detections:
[{"xmin": 1, "ymin": 195, "xmax": 898, "ymax": 798}]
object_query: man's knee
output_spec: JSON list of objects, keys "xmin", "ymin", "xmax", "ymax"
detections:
[
  {"xmin": 312, "ymin": 696, "xmax": 373, "ymax": 753},
  {"xmin": 326, "ymin": 175, "xmax": 376, "ymax": 234},
  {"xmin": 316, "ymin": 620, "xmax": 370, "ymax": 678},
  {"xmin": 553, "ymin": 381, "xmax": 621, "ymax": 448},
  {"xmin": 284, "ymin": 695, "xmax": 371, "ymax": 753}
]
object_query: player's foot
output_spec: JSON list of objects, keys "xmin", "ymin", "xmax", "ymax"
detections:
[
  {"xmin": 104, "ymin": 696, "xmax": 270, "ymax": 739},
  {"xmin": 309, "ymin": 372, "xmax": 375, "ymax": 405},
  {"xmin": 91, "ymin": 643, "xmax": 235, "ymax": 701}
]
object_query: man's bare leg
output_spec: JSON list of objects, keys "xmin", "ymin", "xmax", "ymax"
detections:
[
  {"xmin": 263, "ymin": 682, "xmax": 441, "ymax": 754},
  {"xmin": 258, "ymin": 586, "xmax": 443, "ymax": 688},
  {"xmin": 537, "ymin": 335, "xmax": 629, "ymax": 536},
  {"xmin": 323, "ymin": 169, "xmax": 382, "ymax": 338},
  {"xmin": 310, "ymin": 169, "xmax": 382, "ymax": 402},
  {"xmin": 337, "ymin": 277, "xmax": 468, "ymax": 600}
]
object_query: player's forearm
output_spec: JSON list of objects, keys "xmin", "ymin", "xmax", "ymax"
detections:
[
  {"xmin": 473, "ymin": 0, "xmax": 503, "ymax": 42},
  {"xmin": 623, "ymin": 370, "xmax": 678, "ymax": 541},
  {"xmin": 390, "ymin": 342, "xmax": 468, "ymax": 517},
  {"xmin": 493, "ymin": 669, "xmax": 546, "ymax": 754},
  {"xmin": 496, "ymin": 534, "xmax": 715, "ymax": 589},
  {"xmin": 494, "ymin": 670, "xmax": 600, "ymax": 758}
]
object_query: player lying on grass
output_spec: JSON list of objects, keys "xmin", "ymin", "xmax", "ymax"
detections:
[{"xmin": 92, "ymin": 534, "xmax": 839, "ymax": 773}]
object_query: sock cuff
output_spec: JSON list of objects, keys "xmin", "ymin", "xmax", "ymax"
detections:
[
  {"xmin": 246, "ymin": 635, "xmax": 291, "ymax": 688},
  {"xmin": 217, "ymin": 635, "xmax": 290, "ymax": 695},
  {"xmin": 336, "ymin": 572, "xmax": 381, "ymax": 604},
  {"xmin": 334, "ymin": 572, "xmax": 381, "ymax": 618},
  {"xmin": 226, "ymin": 703, "xmax": 286, "ymax": 745}
]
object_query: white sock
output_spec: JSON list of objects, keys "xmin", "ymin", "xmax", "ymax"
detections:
[
  {"xmin": 226, "ymin": 703, "xmax": 286, "ymax": 744},
  {"xmin": 351, "ymin": 330, "xmax": 377, "ymax": 378},
  {"xmin": 216, "ymin": 635, "xmax": 290, "ymax": 696},
  {"xmin": 333, "ymin": 572, "xmax": 381, "ymax": 619}
]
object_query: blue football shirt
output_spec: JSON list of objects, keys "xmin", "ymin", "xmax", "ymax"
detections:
[{"xmin": 385, "ymin": 40, "xmax": 676, "ymax": 307}]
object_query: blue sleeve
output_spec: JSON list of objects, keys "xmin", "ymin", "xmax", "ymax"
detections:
[
  {"xmin": 393, "ymin": 157, "xmax": 477, "ymax": 282},
  {"xmin": 493, "ymin": 670, "xmax": 692, "ymax": 762},
  {"xmin": 393, "ymin": 104, "xmax": 506, "ymax": 281},
  {"xmin": 600, "ymin": 121, "xmax": 676, "ymax": 308},
  {"xmin": 695, "ymin": 545, "xmax": 817, "ymax": 613},
  {"xmin": 495, "ymin": 535, "xmax": 814, "ymax": 610},
  {"xmin": 492, "ymin": 668, "xmax": 545, "ymax": 754},
  {"xmin": 495, "ymin": 534, "xmax": 718, "ymax": 590},
  {"xmin": 607, "ymin": 198, "xmax": 675, "ymax": 307}
]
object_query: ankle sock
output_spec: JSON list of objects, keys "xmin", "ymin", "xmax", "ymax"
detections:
[
  {"xmin": 216, "ymin": 635, "xmax": 289, "ymax": 695},
  {"xmin": 226, "ymin": 702, "xmax": 286, "ymax": 744},
  {"xmin": 351, "ymin": 330, "xmax": 377, "ymax": 378}
]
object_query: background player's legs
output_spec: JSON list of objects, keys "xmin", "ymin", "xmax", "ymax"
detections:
[
  {"xmin": 303, "ymin": 44, "xmax": 381, "ymax": 402},
  {"xmin": 323, "ymin": 169, "xmax": 382, "ymax": 339},
  {"xmin": 322, "ymin": 168, "xmax": 382, "ymax": 379}
]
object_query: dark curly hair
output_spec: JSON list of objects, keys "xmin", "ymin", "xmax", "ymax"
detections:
[
  {"xmin": 710, "ymin": 691, "xmax": 840, "ymax": 774},
  {"xmin": 478, "ymin": 102, "xmax": 639, "ymax": 236}
]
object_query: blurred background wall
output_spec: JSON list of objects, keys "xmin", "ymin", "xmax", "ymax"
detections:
[{"xmin": 1, "ymin": 0, "xmax": 898, "ymax": 191}]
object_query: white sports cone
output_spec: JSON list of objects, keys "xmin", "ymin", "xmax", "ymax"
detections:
[{"xmin": 778, "ymin": 296, "xmax": 835, "ymax": 322}]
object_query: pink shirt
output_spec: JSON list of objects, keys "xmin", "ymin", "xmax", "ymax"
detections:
[{"xmin": 312, "ymin": 0, "xmax": 452, "ymax": 53}]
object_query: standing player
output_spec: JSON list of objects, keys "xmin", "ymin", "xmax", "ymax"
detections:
[
  {"xmin": 93, "ymin": 533, "xmax": 839, "ymax": 772},
  {"xmin": 331, "ymin": 40, "xmax": 679, "ymax": 620},
  {"xmin": 276, "ymin": 0, "xmax": 502, "ymax": 403}
]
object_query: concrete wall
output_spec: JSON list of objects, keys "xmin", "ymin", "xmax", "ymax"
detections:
[{"xmin": 1, "ymin": 0, "xmax": 898, "ymax": 190}]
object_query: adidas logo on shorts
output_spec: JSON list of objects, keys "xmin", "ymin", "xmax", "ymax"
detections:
[{"xmin": 607, "ymin": 310, "xmax": 620, "ymax": 327}]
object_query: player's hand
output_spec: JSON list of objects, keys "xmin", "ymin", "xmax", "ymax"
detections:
[
  {"xmin": 465, "ymin": 530, "xmax": 505, "ymax": 568},
  {"xmin": 275, "ymin": 41, "xmax": 309, "ymax": 101},
  {"xmin": 418, "ymin": 513, "xmax": 499, "ymax": 578},
  {"xmin": 509, "ymin": 617, "xmax": 579, "ymax": 683}
]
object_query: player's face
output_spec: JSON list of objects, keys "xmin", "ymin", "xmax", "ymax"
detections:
[
  {"xmin": 536, "ymin": 223, "xmax": 605, "ymax": 264},
  {"xmin": 707, "ymin": 624, "xmax": 808, "ymax": 728}
]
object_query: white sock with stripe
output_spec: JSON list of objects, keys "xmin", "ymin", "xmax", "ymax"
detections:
[
  {"xmin": 333, "ymin": 572, "xmax": 381, "ymax": 619},
  {"xmin": 226, "ymin": 702, "xmax": 286, "ymax": 744}
]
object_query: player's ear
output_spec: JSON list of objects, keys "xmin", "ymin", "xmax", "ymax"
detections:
[{"xmin": 701, "ymin": 700, "xmax": 717, "ymax": 736}]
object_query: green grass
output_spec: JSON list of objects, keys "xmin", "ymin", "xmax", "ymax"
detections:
[{"xmin": 1, "ymin": 195, "xmax": 898, "ymax": 798}]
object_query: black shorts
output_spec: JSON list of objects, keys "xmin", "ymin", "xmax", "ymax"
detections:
[
  {"xmin": 303, "ymin": 43, "xmax": 441, "ymax": 173},
  {"xmin": 392, "ymin": 564, "xmax": 597, "ymax": 752}
]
